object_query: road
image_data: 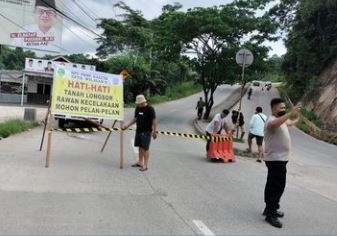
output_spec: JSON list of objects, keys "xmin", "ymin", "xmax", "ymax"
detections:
[{"xmin": 0, "ymin": 84, "xmax": 337, "ymax": 235}]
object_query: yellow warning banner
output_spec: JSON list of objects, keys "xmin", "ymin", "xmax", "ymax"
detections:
[{"xmin": 51, "ymin": 66, "xmax": 123, "ymax": 120}]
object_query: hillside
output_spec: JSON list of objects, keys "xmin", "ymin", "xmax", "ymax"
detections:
[{"xmin": 304, "ymin": 60, "xmax": 337, "ymax": 132}]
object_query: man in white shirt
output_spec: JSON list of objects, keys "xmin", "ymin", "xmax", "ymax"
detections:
[
  {"xmin": 247, "ymin": 106, "xmax": 267, "ymax": 162},
  {"xmin": 205, "ymin": 109, "xmax": 230, "ymax": 151}
]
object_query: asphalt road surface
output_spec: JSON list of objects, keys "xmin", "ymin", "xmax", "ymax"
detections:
[{"xmin": 0, "ymin": 84, "xmax": 337, "ymax": 235}]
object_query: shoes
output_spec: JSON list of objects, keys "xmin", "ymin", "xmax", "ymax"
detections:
[
  {"xmin": 256, "ymin": 159, "xmax": 262, "ymax": 163},
  {"xmin": 245, "ymin": 148, "xmax": 252, "ymax": 153},
  {"xmin": 265, "ymin": 215, "xmax": 283, "ymax": 228},
  {"xmin": 139, "ymin": 167, "xmax": 148, "ymax": 172},
  {"xmin": 131, "ymin": 163, "xmax": 142, "ymax": 167},
  {"xmin": 263, "ymin": 209, "xmax": 284, "ymax": 218}
]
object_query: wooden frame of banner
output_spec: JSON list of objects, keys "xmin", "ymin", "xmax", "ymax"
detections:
[
  {"xmin": 99, "ymin": 120, "xmax": 124, "ymax": 169},
  {"xmin": 39, "ymin": 98, "xmax": 52, "ymax": 151},
  {"xmin": 45, "ymin": 111, "xmax": 53, "ymax": 168},
  {"xmin": 44, "ymin": 116, "xmax": 124, "ymax": 169}
]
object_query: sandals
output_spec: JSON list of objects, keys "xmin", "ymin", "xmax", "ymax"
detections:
[
  {"xmin": 131, "ymin": 163, "xmax": 148, "ymax": 171},
  {"xmin": 131, "ymin": 163, "xmax": 142, "ymax": 167}
]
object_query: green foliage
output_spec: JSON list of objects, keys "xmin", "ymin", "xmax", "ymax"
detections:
[
  {"xmin": 263, "ymin": 55, "xmax": 285, "ymax": 82},
  {"xmin": 150, "ymin": 1, "xmax": 278, "ymax": 118},
  {"xmin": 301, "ymin": 108, "xmax": 322, "ymax": 127},
  {"xmin": 296, "ymin": 108, "xmax": 322, "ymax": 133},
  {"xmin": 0, "ymin": 119, "xmax": 40, "ymax": 138},
  {"xmin": 296, "ymin": 121, "xmax": 309, "ymax": 133},
  {"xmin": 96, "ymin": 1, "xmax": 151, "ymax": 58},
  {"xmin": 95, "ymin": 1, "xmax": 279, "ymax": 119},
  {"xmin": 272, "ymin": 0, "xmax": 337, "ymax": 101},
  {"xmin": 149, "ymin": 81, "xmax": 202, "ymax": 104},
  {"xmin": 0, "ymin": 46, "xmax": 36, "ymax": 70}
]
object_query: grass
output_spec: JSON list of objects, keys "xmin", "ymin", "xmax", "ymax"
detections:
[
  {"xmin": 233, "ymin": 137, "xmax": 245, "ymax": 143},
  {"xmin": 277, "ymin": 85, "xmax": 322, "ymax": 133},
  {"xmin": 147, "ymin": 81, "xmax": 202, "ymax": 104},
  {"xmin": 0, "ymin": 119, "xmax": 40, "ymax": 138}
]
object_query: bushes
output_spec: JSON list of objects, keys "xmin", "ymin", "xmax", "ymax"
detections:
[
  {"xmin": 148, "ymin": 81, "xmax": 202, "ymax": 104},
  {"xmin": 0, "ymin": 119, "xmax": 40, "ymax": 138}
]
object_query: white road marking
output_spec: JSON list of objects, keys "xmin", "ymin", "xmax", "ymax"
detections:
[
  {"xmin": 193, "ymin": 220, "xmax": 215, "ymax": 236},
  {"xmin": 131, "ymin": 138, "xmax": 138, "ymax": 154}
]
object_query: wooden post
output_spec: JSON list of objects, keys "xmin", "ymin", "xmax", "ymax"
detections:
[
  {"xmin": 120, "ymin": 121, "xmax": 124, "ymax": 169},
  {"xmin": 45, "ymin": 112, "xmax": 53, "ymax": 168},
  {"xmin": 40, "ymin": 99, "xmax": 51, "ymax": 151},
  {"xmin": 100, "ymin": 120, "xmax": 117, "ymax": 152}
]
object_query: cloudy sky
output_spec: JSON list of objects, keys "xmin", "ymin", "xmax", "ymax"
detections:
[{"xmin": 55, "ymin": 0, "xmax": 285, "ymax": 57}]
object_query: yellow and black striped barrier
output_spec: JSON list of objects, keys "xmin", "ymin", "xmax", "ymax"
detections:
[{"xmin": 50, "ymin": 128, "xmax": 233, "ymax": 142}]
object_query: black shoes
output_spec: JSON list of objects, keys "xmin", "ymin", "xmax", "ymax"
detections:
[
  {"xmin": 263, "ymin": 209, "xmax": 284, "ymax": 218},
  {"xmin": 263, "ymin": 209, "xmax": 284, "ymax": 228},
  {"xmin": 265, "ymin": 215, "xmax": 283, "ymax": 228}
]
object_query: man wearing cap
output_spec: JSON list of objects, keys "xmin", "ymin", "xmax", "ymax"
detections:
[
  {"xmin": 122, "ymin": 94, "xmax": 157, "ymax": 171},
  {"xmin": 11, "ymin": 0, "xmax": 61, "ymax": 52}
]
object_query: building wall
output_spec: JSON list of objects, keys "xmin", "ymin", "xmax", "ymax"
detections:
[{"xmin": 0, "ymin": 94, "xmax": 27, "ymax": 103}]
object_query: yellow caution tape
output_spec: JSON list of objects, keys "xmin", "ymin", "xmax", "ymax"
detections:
[{"xmin": 50, "ymin": 128, "xmax": 232, "ymax": 142}]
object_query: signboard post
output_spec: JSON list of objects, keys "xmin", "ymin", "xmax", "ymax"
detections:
[{"xmin": 235, "ymin": 49, "xmax": 254, "ymax": 138}]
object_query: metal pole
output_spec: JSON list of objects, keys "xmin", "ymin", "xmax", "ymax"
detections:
[{"xmin": 236, "ymin": 52, "xmax": 246, "ymax": 138}]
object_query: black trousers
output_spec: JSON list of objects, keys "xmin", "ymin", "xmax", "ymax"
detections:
[
  {"xmin": 197, "ymin": 108, "xmax": 203, "ymax": 118},
  {"xmin": 264, "ymin": 161, "xmax": 288, "ymax": 213}
]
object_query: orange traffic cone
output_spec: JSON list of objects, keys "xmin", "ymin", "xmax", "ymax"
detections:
[
  {"xmin": 207, "ymin": 134, "xmax": 221, "ymax": 159},
  {"xmin": 222, "ymin": 134, "xmax": 235, "ymax": 162},
  {"xmin": 218, "ymin": 135, "xmax": 231, "ymax": 161}
]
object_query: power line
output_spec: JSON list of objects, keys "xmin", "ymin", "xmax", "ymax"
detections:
[
  {"xmin": 73, "ymin": 0, "xmax": 98, "ymax": 24},
  {"xmin": 58, "ymin": 0, "xmax": 96, "ymax": 29},
  {"xmin": 62, "ymin": 20, "xmax": 98, "ymax": 51},
  {"xmin": 80, "ymin": 0, "xmax": 102, "ymax": 21},
  {"xmin": 55, "ymin": 1, "xmax": 100, "ymax": 43},
  {"xmin": 40, "ymin": 0, "xmax": 104, "ymax": 39}
]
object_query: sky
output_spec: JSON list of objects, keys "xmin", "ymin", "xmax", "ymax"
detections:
[{"xmin": 50, "ymin": 0, "xmax": 286, "ymax": 57}]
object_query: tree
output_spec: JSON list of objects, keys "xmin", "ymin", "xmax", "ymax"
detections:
[
  {"xmin": 152, "ymin": 1, "xmax": 278, "ymax": 118},
  {"xmin": 270, "ymin": 0, "xmax": 337, "ymax": 101},
  {"xmin": 96, "ymin": 1, "xmax": 151, "ymax": 58},
  {"xmin": 96, "ymin": 1, "xmax": 278, "ymax": 112},
  {"xmin": 0, "ymin": 46, "xmax": 35, "ymax": 70},
  {"xmin": 103, "ymin": 53, "xmax": 167, "ymax": 103}
]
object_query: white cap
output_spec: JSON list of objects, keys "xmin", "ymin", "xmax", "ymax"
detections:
[{"xmin": 135, "ymin": 94, "xmax": 147, "ymax": 104}]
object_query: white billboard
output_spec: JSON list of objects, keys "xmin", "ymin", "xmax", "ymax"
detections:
[
  {"xmin": 24, "ymin": 58, "xmax": 96, "ymax": 74},
  {"xmin": 0, "ymin": 0, "xmax": 63, "ymax": 52}
]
